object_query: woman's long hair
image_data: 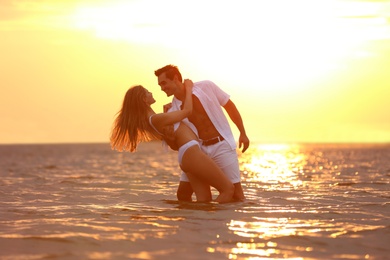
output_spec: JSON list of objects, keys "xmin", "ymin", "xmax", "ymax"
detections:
[{"xmin": 110, "ymin": 85, "xmax": 159, "ymax": 152}]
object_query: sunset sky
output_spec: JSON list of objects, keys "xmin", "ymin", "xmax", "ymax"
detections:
[{"xmin": 1, "ymin": 0, "xmax": 389, "ymax": 144}]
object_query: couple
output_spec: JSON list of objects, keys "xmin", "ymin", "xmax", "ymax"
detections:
[{"xmin": 111, "ymin": 65, "xmax": 250, "ymax": 203}]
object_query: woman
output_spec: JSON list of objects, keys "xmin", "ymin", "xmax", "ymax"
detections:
[{"xmin": 110, "ymin": 80, "xmax": 234, "ymax": 203}]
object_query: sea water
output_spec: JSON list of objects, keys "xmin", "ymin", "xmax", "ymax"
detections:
[{"xmin": 0, "ymin": 142, "xmax": 389, "ymax": 260}]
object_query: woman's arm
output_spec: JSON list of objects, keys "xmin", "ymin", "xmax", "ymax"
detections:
[
  {"xmin": 180, "ymin": 79, "xmax": 193, "ymax": 114},
  {"xmin": 151, "ymin": 79, "xmax": 193, "ymax": 130}
]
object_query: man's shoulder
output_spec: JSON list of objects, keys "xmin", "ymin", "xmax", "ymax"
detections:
[
  {"xmin": 194, "ymin": 80, "xmax": 219, "ymax": 92},
  {"xmin": 195, "ymin": 80, "xmax": 215, "ymax": 87},
  {"xmin": 195, "ymin": 80, "xmax": 229, "ymax": 101}
]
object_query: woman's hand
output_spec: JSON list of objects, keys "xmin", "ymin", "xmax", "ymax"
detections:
[
  {"xmin": 163, "ymin": 103, "xmax": 172, "ymax": 113},
  {"xmin": 183, "ymin": 79, "xmax": 193, "ymax": 93},
  {"xmin": 181, "ymin": 79, "xmax": 193, "ymax": 115}
]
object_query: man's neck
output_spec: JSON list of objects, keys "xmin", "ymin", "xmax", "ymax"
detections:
[{"xmin": 174, "ymin": 84, "xmax": 186, "ymax": 101}]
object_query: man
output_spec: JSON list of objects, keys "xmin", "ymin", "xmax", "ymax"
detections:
[{"xmin": 155, "ymin": 65, "xmax": 249, "ymax": 201}]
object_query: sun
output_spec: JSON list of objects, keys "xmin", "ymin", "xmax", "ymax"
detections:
[{"xmin": 71, "ymin": 0, "xmax": 385, "ymax": 93}]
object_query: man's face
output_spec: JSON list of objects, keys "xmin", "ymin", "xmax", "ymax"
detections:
[{"xmin": 157, "ymin": 72, "xmax": 178, "ymax": 97}]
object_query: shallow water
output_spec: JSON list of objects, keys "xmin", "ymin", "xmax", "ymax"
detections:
[{"xmin": 0, "ymin": 142, "xmax": 389, "ymax": 259}]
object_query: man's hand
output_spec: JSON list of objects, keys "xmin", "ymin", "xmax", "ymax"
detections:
[{"xmin": 238, "ymin": 133, "xmax": 250, "ymax": 153}]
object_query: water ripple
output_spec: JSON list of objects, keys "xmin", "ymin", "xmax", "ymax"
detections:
[{"xmin": 0, "ymin": 143, "xmax": 389, "ymax": 259}]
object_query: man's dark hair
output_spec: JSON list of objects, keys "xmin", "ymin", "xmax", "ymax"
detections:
[{"xmin": 154, "ymin": 64, "xmax": 182, "ymax": 82}]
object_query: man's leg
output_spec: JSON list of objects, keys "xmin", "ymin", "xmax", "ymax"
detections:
[{"xmin": 177, "ymin": 181, "xmax": 193, "ymax": 202}]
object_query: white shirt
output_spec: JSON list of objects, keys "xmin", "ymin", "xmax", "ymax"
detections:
[{"xmin": 170, "ymin": 80, "xmax": 236, "ymax": 150}]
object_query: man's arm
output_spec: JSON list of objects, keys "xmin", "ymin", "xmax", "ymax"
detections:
[{"xmin": 223, "ymin": 99, "xmax": 250, "ymax": 153}]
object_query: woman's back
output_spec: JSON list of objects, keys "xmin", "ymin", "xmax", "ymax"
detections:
[{"xmin": 173, "ymin": 124, "xmax": 198, "ymax": 148}]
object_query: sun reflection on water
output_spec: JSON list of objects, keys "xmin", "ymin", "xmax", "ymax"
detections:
[
  {"xmin": 227, "ymin": 144, "xmax": 320, "ymax": 259},
  {"xmin": 240, "ymin": 144, "xmax": 306, "ymax": 192},
  {"xmin": 221, "ymin": 143, "xmax": 390, "ymax": 259}
]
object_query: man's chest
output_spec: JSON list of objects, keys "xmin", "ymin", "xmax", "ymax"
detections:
[{"xmin": 181, "ymin": 95, "xmax": 211, "ymax": 126}]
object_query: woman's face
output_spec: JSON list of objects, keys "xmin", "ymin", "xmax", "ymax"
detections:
[{"xmin": 143, "ymin": 89, "xmax": 156, "ymax": 105}]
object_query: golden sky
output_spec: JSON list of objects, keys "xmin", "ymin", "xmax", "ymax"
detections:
[{"xmin": 1, "ymin": 0, "xmax": 389, "ymax": 144}]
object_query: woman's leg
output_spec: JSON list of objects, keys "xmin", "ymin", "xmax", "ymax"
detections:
[
  {"xmin": 181, "ymin": 145, "xmax": 234, "ymax": 203},
  {"xmin": 176, "ymin": 181, "xmax": 194, "ymax": 202},
  {"xmin": 202, "ymin": 141, "xmax": 246, "ymax": 201},
  {"xmin": 183, "ymin": 174, "xmax": 212, "ymax": 202}
]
